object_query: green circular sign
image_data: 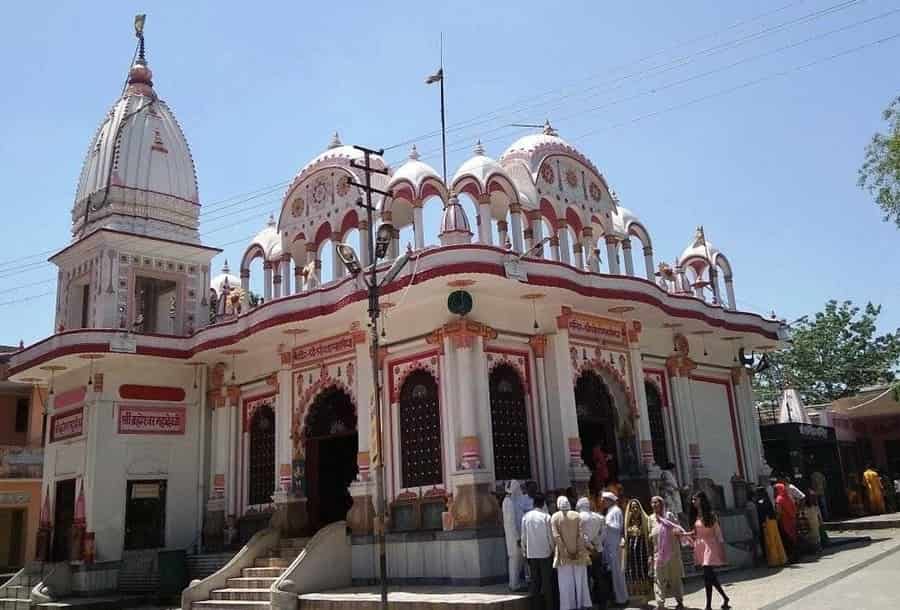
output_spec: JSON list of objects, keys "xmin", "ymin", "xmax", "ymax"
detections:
[{"xmin": 447, "ymin": 290, "xmax": 473, "ymax": 316}]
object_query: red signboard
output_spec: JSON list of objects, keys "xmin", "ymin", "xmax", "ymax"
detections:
[
  {"xmin": 51, "ymin": 408, "xmax": 84, "ymax": 442},
  {"xmin": 117, "ymin": 405, "xmax": 187, "ymax": 435}
]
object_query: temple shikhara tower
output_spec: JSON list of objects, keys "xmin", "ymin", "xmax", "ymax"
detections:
[{"xmin": 8, "ymin": 18, "xmax": 787, "ymax": 604}]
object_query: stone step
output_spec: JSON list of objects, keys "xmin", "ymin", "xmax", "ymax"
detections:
[
  {"xmin": 280, "ymin": 536, "xmax": 308, "ymax": 547},
  {"xmin": 4, "ymin": 585, "xmax": 31, "ymax": 600},
  {"xmin": 241, "ymin": 566, "xmax": 285, "ymax": 578},
  {"xmin": 0, "ymin": 598, "xmax": 30, "ymax": 610},
  {"xmin": 225, "ymin": 576, "xmax": 278, "ymax": 589},
  {"xmin": 212, "ymin": 588, "xmax": 270, "ymax": 601},
  {"xmin": 278, "ymin": 549, "xmax": 303, "ymax": 560},
  {"xmin": 192, "ymin": 600, "xmax": 270, "ymax": 610},
  {"xmin": 254, "ymin": 556, "xmax": 290, "ymax": 568}
]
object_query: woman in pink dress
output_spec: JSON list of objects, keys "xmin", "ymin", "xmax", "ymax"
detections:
[{"xmin": 686, "ymin": 492, "xmax": 730, "ymax": 610}]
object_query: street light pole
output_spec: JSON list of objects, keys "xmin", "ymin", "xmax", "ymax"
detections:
[{"xmin": 348, "ymin": 146, "xmax": 391, "ymax": 610}]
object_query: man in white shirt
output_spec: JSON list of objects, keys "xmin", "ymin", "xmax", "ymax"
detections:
[
  {"xmin": 521, "ymin": 492, "xmax": 555, "ymax": 610},
  {"xmin": 503, "ymin": 480, "xmax": 527, "ymax": 591},
  {"xmin": 601, "ymin": 491, "xmax": 628, "ymax": 606},
  {"xmin": 576, "ymin": 497, "xmax": 606, "ymax": 607}
]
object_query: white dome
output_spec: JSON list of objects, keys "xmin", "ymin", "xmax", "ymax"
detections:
[
  {"xmin": 210, "ymin": 261, "xmax": 241, "ymax": 296},
  {"xmin": 499, "ymin": 121, "xmax": 602, "ymax": 179},
  {"xmin": 611, "ymin": 205, "xmax": 640, "ymax": 236},
  {"xmin": 250, "ymin": 215, "xmax": 283, "ymax": 261},
  {"xmin": 72, "ymin": 54, "xmax": 200, "ymax": 244},
  {"xmin": 679, "ymin": 226, "xmax": 721, "ymax": 266},
  {"xmin": 388, "ymin": 145, "xmax": 446, "ymax": 201},
  {"xmin": 451, "ymin": 141, "xmax": 513, "ymax": 194}
]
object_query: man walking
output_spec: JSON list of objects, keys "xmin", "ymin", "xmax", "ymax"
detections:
[
  {"xmin": 522, "ymin": 493, "xmax": 556, "ymax": 610},
  {"xmin": 810, "ymin": 469, "xmax": 829, "ymax": 521}
]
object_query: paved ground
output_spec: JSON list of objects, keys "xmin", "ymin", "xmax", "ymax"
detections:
[
  {"xmin": 127, "ymin": 528, "xmax": 900, "ymax": 609},
  {"xmin": 825, "ymin": 510, "xmax": 900, "ymax": 530}
]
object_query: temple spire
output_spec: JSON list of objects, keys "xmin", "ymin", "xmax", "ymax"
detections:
[{"xmin": 135, "ymin": 14, "xmax": 147, "ymax": 64}]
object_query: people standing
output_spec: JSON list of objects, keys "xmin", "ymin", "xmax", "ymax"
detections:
[
  {"xmin": 649, "ymin": 496, "xmax": 685, "ymax": 610},
  {"xmin": 753, "ymin": 486, "xmax": 786, "ymax": 567},
  {"xmin": 522, "ymin": 493, "xmax": 556, "ymax": 610},
  {"xmin": 863, "ymin": 464, "xmax": 886, "ymax": 514},
  {"xmin": 810, "ymin": 469, "xmax": 829, "ymax": 521},
  {"xmin": 686, "ymin": 491, "xmax": 730, "ymax": 610},
  {"xmin": 576, "ymin": 497, "xmax": 607, "ymax": 609},
  {"xmin": 600, "ymin": 491, "xmax": 628, "ymax": 607},
  {"xmin": 503, "ymin": 480, "xmax": 527, "ymax": 591},
  {"xmin": 623, "ymin": 499, "xmax": 653, "ymax": 604},
  {"xmin": 774, "ymin": 483, "xmax": 798, "ymax": 562},
  {"xmin": 801, "ymin": 492, "xmax": 823, "ymax": 553},
  {"xmin": 551, "ymin": 496, "xmax": 592, "ymax": 610}
]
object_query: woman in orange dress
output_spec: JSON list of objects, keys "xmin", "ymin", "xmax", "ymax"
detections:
[{"xmin": 686, "ymin": 491, "xmax": 730, "ymax": 610}]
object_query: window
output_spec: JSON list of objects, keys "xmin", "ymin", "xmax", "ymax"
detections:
[
  {"xmin": 15, "ymin": 399, "xmax": 29, "ymax": 433},
  {"xmin": 645, "ymin": 381, "xmax": 670, "ymax": 467},
  {"xmin": 398, "ymin": 370, "xmax": 442, "ymax": 488},
  {"xmin": 248, "ymin": 404, "xmax": 275, "ymax": 506},
  {"xmin": 489, "ymin": 364, "xmax": 531, "ymax": 481},
  {"xmin": 80, "ymin": 284, "xmax": 90, "ymax": 329}
]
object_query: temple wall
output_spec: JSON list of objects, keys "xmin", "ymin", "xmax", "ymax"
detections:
[{"xmin": 690, "ymin": 377, "xmax": 741, "ymax": 508}]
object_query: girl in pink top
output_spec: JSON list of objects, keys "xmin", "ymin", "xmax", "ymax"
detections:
[{"xmin": 686, "ymin": 492, "xmax": 730, "ymax": 610}]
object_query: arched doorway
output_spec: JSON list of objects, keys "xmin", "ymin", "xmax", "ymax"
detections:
[
  {"xmin": 489, "ymin": 364, "xmax": 531, "ymax": 481},
  {"xmin": 398, "ymin": 370, "xmax": 442, "ymax": 488},
  {"xmin": 575, "ymin": 370, "xmax": 619, "ymax": 493},
  {"xmin": 645, "ymin": 382, "xmax": 670, "ymax": 467},
  {"xmin": 248, "ymin": 404, "xmax": 275, "ymax": 506},
  {"xmin": 305, "ymin": 386, "xmax": 358, "ymax": 530}
]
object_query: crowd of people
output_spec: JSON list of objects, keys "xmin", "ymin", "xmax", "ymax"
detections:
[{"xmin": 504, "ymin": 480, "xmax": 730, "ymax": 610}]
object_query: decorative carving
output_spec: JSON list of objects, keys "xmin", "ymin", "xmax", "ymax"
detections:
[
  {"xmin": 459, "ymin": 435, "xmax": 482, "ymax": 470},
  {"xmin": 529, "ymin": 335, "xmax": 547, "ymax": 358},
  {"xmin": 426, "ymin": 319, "xmax": 497, "ymax": 351},
  {"xmin": 627, "ymin": 320, "xmax": 642, "ymax": 344}
]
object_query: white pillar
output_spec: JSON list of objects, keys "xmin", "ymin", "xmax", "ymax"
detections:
[
  {"xmin": 413, "ymin": 204, "xmax": 425, "ymax": 250},
  {"xmin": 629, "ymin": 342, "xmax": 655, "ymax": 468},
  {"xmin": 530, "ymin": 336, "xmax": 555, "ymax": 490},
  {"xmin": 622, "ymin": 239, "xmax": 635, "ymax": 276},
  {"xmin": 509, "ymin": 205, "xmax": 524, "ymax": 253},
  {"xmin": 670, "ymin": 372, "xmax": 701, "ymax": 483},
  {"xmin": 605, "ymin": 236, "xmax": 620, "ymax": 275},
  {"xmin": 241, "ymin": 270, "xmax": 250, "ymax": 294},
  {"xmin": 263, "ymin": 263, "xmax": 273, "ymax": 301},
  {"xmin": 442, "ymin": 336, "xmax": 461, "ymax": 472},
  {"xmin": 294, "ymin": 267, "xmax": 303, "ymax": 294},
  {"xmin": 332, "ymin": 233, "xmax": 345, "ymax": 279},
  {"xmin": 557, "ymin": 223, "xmax": 571, "ymax": 264},
  {"xmin": 389, "ymin": 228, "xmax": 400, "ymax": 260},
  {"xmin": 732, "ymin": 367, "xmax": 766, "ymax": 484},
  {"xmin": 352, "ymin": 330, "xmax": 373, "ymax": 479},
  {"xmin": 281, "ymin": 256, "xmax": 291, "ymax": 296},
  {"xmin": 273, "ymin": 271, "xmax": 282, "ymax": 299},
  {"xmin": 573, "ymin": 243, "xmax": 584, "ymax": 270},
  {"xmin": 275, "ymin": 364, "xmax": 294, "ymax": 498},
  {"xmin": 546, "ymin": 324, "xmax": 589, "ymax": 486},
  {"xmin": 454, "ymin": 335, "xmax": 482, "ymax": 469},
  {"xmin": 725, "ymin": 277, "xmax": 736, "ymax": 310},
  {"xmin": 643, "ymin": 246, "xmax": 655, "ymax": 280},
  {"xmin": 478, "ymin": 198, "xmax": 493, "ymax": 245},
  {"xmin": 497, "ymin": 220, "xmax": 509, "ymax": 249}
]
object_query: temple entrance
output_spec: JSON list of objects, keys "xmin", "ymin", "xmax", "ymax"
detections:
[
  {"xmin": 304, "ymin": 386, "xmax": 358, "ymax": 531},
  {"xmin": 489, "ymin": 364, "xmax": 531, "ymax": 481},
  {"xmin": 52, "ymin": 478, "xmax": 75, "ymax": 561},
  {"xmin": 575, "ymin": 371, "xmax": 619, "ymax": 494}
]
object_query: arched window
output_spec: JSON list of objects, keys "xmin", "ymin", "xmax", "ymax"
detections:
[
  {"xmin": 398, "ymin": 370, "xmax": 442, "ymax": 488},
  {"xmin": 489, "ymin": 364, "xmax": 531, "ymax": 480},
  {"xmin": 645, "ymin": 381, "xmax": 669, "ymax": 467},
  {"xmin": 248, "ymin": 404, "xmax": 275, "ymax": 506},
  {"xmin": 575, "ymin": 371, "xmax": 619, "ymax": 489}
]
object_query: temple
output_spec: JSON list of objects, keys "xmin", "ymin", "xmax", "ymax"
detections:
[{"xmin": 7, "ymin": 21, "xmax": 787, "ymax": 603}]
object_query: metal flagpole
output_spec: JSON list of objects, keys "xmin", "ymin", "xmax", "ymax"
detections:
[{"xmin": 426, "ymin": 34, "xmax": 448, "ymax": 191}]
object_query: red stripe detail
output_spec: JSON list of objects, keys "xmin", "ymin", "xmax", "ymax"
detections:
[{"xmin": 119, "ymin": 384, "xmax": 186, "ymax": 402}]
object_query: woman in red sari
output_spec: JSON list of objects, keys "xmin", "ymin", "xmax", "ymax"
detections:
[{"xmin": 774, "ymin": 483, "xmax": 798, "ymax": 562}]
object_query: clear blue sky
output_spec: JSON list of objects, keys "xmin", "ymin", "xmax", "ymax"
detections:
[{"xmin": 1, "ymin": 1, "xmax": 897, "ymax": 345}]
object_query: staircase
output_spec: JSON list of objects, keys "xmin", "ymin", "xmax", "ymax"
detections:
[
  {"xmin": 191, "ymin": 537, "xmax": 307, "ymax": 610},
  {"xmin": 0, "ymin": 565, "xmax": 43, "ymax": 610}
]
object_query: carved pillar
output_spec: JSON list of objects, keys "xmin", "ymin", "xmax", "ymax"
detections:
[
  {"xmin": 240, "ymin": 268, "xmax": 250, "ymax": 294},
  {"xmin": 347, "ymin": 327, "xmax": 374, "ymax": 534},
  {"xmin": 273, "ymin": 269, "xmax": 282, "ymax": 299},
  {"xmin": 332, "ymin": 232, "xmax": 344, "ymax": 279},
  {"xmin": 622, "ymin": 239, "xmax": 635, "ymax": 276},
  {"xmin": 509, "ymin": 203, "xmax": 524, "ymax": 253},
  {"xmin": 627, "ymin": 323, "xmax": 655, "ymax": 472},
  {"xmin": 732, "ymin": 367, "xmax": 769, "ymax": 484},
  {"xmin": 549, "ymin": 236, "xmax": 561, "ymax": 261},
  {"xmin": 549, "ymin": 310, "xmax": 590, "ymax": 488},
  {"xmin": 497, "ymin": 220, "xmax": 509, "ymax": 249},
  {"xmin": 573, "ymin": 242, "xmax": 584, "ymax": 270},
  {"xmin": 530, "ymin": 213, "xmax": 544, "ymax": 257},
  {"xmin": 281, "ymin": 255, "xmax": 292, "ymax": 296},
  {"xmin": 605, "ymin": 236, "xmax": 620, "ymax": 275},
  {"xmin": 725, "ymin": 276, "xmax": 736, "ymax": 310},
  {"xmin": 667, "ymin": 350, "xmax": 701, "ymax": 484}
]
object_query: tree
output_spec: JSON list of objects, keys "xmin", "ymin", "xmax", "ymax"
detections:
[
  {"xmin": 859, "ymin": 96, "xmax": 900, "ymax": 227},
  {"xmin": 753, "ymin": 300, "xmax": 900, "ymax": 406}
]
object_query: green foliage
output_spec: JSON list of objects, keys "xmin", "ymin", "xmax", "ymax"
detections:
[
  {"xmin": 753, "ymin": 300, "xmax": 900, "ymax": 405},
  {"xmin": 859, "ymin": 96, "xmax": 900, "ymax": 227}
]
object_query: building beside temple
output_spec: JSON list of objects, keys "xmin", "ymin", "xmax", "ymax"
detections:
[{"xmin": 8, "ymin": 21, "xmax": 786, "ymax": 602}]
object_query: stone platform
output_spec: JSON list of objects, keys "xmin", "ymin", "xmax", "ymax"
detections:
[{"xmin": 298, "ymin": 585, "xmax": 529, "ymax": 610}]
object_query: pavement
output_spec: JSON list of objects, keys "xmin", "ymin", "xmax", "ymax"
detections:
[
  {"xmin": 123, "ymin": 528, "xmax": 900, "ymax": 610},
  {"xmin": 825, "ymin": 511, "xmax": 900, "ymax": 531}
]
